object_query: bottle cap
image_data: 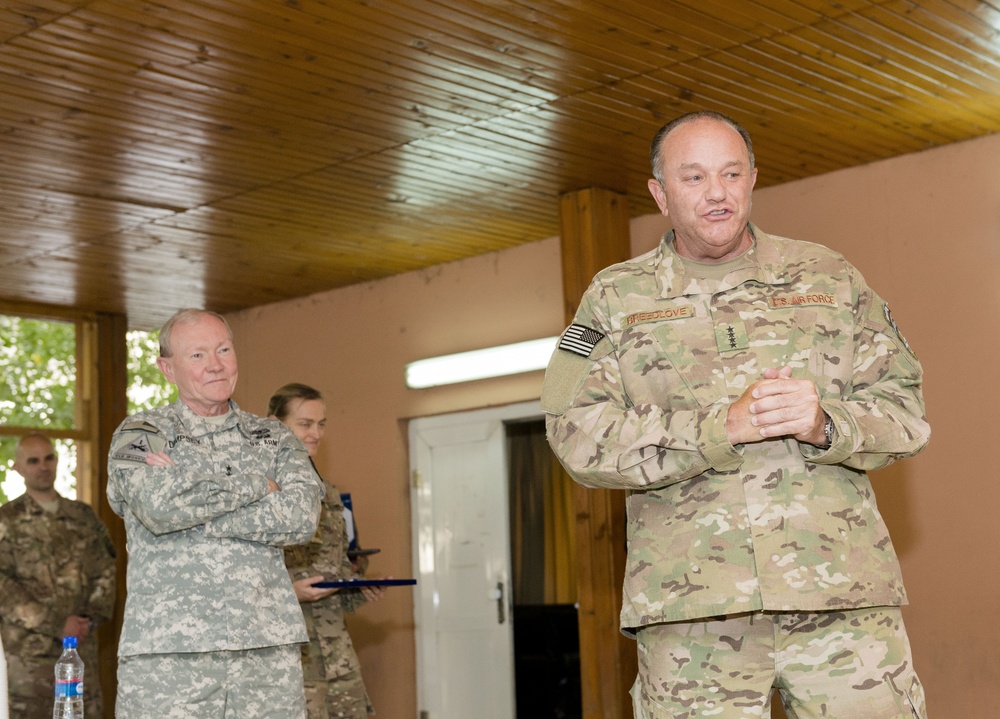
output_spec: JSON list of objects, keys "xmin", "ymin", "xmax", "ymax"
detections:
[{"xmin": 62, "ymin": 635, "xmax": 78, "ymax": 649}]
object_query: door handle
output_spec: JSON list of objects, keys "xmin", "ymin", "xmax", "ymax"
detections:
[{"xmin": 489, "ymin": 581, "xmax": 506, "ymax": 624}]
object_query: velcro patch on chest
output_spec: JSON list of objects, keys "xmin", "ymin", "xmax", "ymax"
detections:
[
  {"xmin": 715, "ymin": 321, "xmax": 750, "ymax": 353},
  {"xmin": 767, "ymin": 293, "xmax": 837, "ymax": 308},
  {"xmin": 625, "ymin": 305, "xmax": 693, "ymax": 326}
]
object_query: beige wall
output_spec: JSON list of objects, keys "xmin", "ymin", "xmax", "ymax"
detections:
[
  {"xmin": 228, "ymin": 131, "xmax": 1000, "ymax": 718},
  {"xmin": 227, "ymin": 237, "xmax": 566, "ymax": 717}
]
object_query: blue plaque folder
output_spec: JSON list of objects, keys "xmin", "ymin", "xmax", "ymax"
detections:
[{"xmin": 313, "ymin": 578, "xmax": 417, "ymax": 588}]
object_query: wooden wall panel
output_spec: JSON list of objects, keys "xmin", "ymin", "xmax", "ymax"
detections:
[
  {"xmin": 558, "ymin": 187, "xmax": 635, "ymax": 719},
  {"xmin": 94, "ymin": 312, "xmax": 128, "ymax": 719},
  {"xmin": 2, "ymin": 1, "xmax": 1000, "ymax": 328}
]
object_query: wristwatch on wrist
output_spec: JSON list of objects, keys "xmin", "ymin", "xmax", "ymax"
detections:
[{"xmin": 823, "ymin": 415, "xmax": 834, "ymax": 448}]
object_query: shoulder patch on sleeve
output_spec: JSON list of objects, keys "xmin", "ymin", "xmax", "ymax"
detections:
[
  {"xmin": 541, "ymin": 350, "xmax": 592, "ymax": 415},
  {"xmin": 111, "ymin": 423, "xmax": 167, "ymax": 463},
  {"xmin": 119, "ymin": 419, "xmax": 163, "ymax": 434},
  {"xmin": 881, "ymin": 302, "xmax": 914, "ymax": 356},
  {"xmin": 558, "ymin": 324, "xmax": 608, "ymax": 359},
  {"xmin": 866, "ymin": 298, "xmax": 916, "ymax": 359},
  {"xmin": 541, "ymin": 329, "xmax": 613, "ymax": 416}
]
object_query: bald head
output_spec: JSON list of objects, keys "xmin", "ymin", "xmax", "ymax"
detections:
[{"xmin": 13, "ymin": 433, "xmax": 59, "ymax": 501}]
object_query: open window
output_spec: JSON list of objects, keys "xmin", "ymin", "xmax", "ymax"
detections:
[{"xmin": 0, "ymin": 312, "xmax": 94, "ymax": 503}]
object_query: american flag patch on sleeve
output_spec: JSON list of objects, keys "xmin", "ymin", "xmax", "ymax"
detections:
[{"xmin": 558, "ymin": 324, "xmax": 605, "ymax": 357}]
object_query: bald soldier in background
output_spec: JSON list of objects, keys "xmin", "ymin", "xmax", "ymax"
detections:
[
  {"xmin": 0, "ymin": 433, "xmax": 116, "ymax": 719},
  {"xmin": 542, "ymin": 111, "xmax": 930, "ymax": 718}
]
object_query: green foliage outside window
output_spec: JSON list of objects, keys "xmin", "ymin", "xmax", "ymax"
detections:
[
  {"xmin": 0, "ymin": 315, "xmax": 175, "ymax": 503},
  {"xmin": 0, "ymin": 316, "xmax": 77, "ymax": 502},
  {"xmin": 0, "ymin": 315, "xmax": 76, "ymax": 428},
  {"xmin": 127, "ymin": 329, "xmax": 176, "ymax": 414}
]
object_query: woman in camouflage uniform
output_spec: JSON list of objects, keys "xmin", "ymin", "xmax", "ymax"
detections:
[{"xmin": 269, "ymin": 384, "xmax": 382, "ymax": 719}]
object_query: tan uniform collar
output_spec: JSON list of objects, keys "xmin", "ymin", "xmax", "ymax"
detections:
[{"xmin": 653, "ymin": 224, "xmax": 792, "ymax": 299}]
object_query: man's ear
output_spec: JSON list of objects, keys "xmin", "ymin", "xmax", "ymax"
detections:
[
  {"xmin": 156, "ymin": 356, "xmax": 175, "ymax": 384},
  {"xmin": 647, "ymin": 178, "xmax": 670, "ymax": 217}
]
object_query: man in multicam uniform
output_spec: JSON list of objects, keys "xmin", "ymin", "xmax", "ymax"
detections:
[
  {"xmin": 107, "ymin": 309, "xmax": 324, "ymax": 719},
  {"xmin": 542, "ymin": 111, "xmax": 931, "ymax": 719},
  {"xmin": 0, "ymin": 433, "xmax": 116, "ymax": 719}
]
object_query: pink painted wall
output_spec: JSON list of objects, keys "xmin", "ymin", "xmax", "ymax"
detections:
[
  {"xmin": 228, "ymin": 131, "xmax": 1000, "ymax": 718},
  {"xmin": 226, "ymin": 237, "xmax": 565, "ymax": 718}
]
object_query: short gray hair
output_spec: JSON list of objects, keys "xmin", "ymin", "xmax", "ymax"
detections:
[
  {"xmin": 649, "ymin": 110, "xmax": 755, "ymax": 184},
  {"xmin": 158, "ymin": 308, "xmax": 233, "ymax": 357}
]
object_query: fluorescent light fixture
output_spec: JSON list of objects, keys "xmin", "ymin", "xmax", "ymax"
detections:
[{"xmin": 405, "ymin": 336, "xmax": 559, "ymax": 389}]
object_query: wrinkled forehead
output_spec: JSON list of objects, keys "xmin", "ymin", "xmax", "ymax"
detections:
[
  {"xmin": 171, "ymin": 315, "xmax": 234, "ymax": 351},
  {"xmin": 663, "ymin": 118, "xmax": 750, "ymax": 165}
]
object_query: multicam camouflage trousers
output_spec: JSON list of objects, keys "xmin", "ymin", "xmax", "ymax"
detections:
[
  {"xmin": 299, "ymin": 623, "xmax": 373, "ymax": 719},
  {"xmin": 303, "ymin": 667, "xmax": 373, "ymax": 719},
  {"xmin": 117, "ymin": 644, "xmax": 306, "ymax": 719},
  {"xmin": 632, "ymin": 607, "xmax": 927, "ymax": 719}
]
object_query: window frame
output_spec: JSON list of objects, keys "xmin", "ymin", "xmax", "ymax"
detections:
[{"xmin": 0, "ymin": 304, "xmax": 100, "ymax": 504}]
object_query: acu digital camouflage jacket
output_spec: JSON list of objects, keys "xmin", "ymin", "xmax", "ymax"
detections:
[
  {"xmin": 542, "ymin": 226, "xmax": 930, "ymax": 631},
  {"xmin": 107, "ymin": 399, "xmax": 323, "ymax": 656}
]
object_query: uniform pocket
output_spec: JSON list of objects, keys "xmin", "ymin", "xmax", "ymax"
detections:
[{"xmin": 638, "ymin": 320, "xmax": 719, "ymax": 408}]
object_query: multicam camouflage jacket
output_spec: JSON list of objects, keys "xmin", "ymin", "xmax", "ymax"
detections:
[
  {"xmin": 284, "ymin": 481, "xmax": 367, "ymax": 681},
  {"xmin": 542, "ymin": 225, "xmax": 930, "ymax": 630},
  {"xmin": 107, "ymin": 399, "xmax": 323, "ymax": 656},
  {"xmin": 0, "ymin": 493, "xmax": 116, "ymax": 657}
]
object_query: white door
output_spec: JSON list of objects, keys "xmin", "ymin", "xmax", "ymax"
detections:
[{"xmin": 410, "ymin": 401, "xmax": 541, "ymax": 719}]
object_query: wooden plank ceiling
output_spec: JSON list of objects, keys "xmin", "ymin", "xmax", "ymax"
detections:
[{"xmin": 1, "ymin": 0, "xmax": 999, "ymax": 329}]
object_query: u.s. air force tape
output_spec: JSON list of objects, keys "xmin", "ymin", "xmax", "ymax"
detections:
[{"xmin": 558, "ymin": 324, "xmax": 605, "ymax": 358}]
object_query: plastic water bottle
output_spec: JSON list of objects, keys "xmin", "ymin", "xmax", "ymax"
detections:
[{"xmin": 53, "ymin": 635, "xmax": 84, "ymax": 719}]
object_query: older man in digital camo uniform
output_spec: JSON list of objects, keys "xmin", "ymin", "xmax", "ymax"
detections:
[
  {"xmin": 541, "ymin": 111, "xmax": 930, "ymax": 719},
  {"xmin": 0, "ymin": 433, "xmax": 116, "ymax": 719},
  {"xmin": 107, "ymin": 309, "xmax": 323, "ymax": 719}
]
